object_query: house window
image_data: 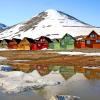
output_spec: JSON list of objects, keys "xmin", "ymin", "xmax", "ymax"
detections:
[
  {"xmin": 42, "ymin": 39, "xmax": 45, "ymax": 42},
  {"xmin": 96, "ymin": 40, "xmax": 100, "ymax": 43},
  {"xmin": 40, "ymin": 38, "xmax": 45, "ymax": 42},
  {"xmin": 90, "ymin": 34, "xmax": 95, "ymax": 38},
  {"xmin": 86, "ymin": 40, "xmax": 91, "ymax": 44}
]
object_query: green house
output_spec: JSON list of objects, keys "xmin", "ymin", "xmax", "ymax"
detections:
[
  {"xmin": 49, "ymin": 39, "xmax": 60, "ymax": 50},
  {"xmin": 60, "ymin": 33, "xmax": 75, "ymax": 49},
  {"xmin": 48, "ymin": 33, "xmax": 75, "ymax": 50},
  {"xmin": 0, "ymin": 40, "xmax": 8, "ymax": 48}
]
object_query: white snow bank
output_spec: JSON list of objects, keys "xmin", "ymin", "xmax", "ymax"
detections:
[
  {"xmin": 0, "ymin": 70, "xmax": 64, "ymax": 93},
  {"xmin": 83, "ymin": 66, "xmax": 100, "ymax": 69},
  {"xmin": 58, "ymin": 51, "xmax": 100, "ymax": 56},
  {"xmin": 0, "ymin": 56, "xmax": 7, "ymax": 60},
  {"xmin": 0, "ymin": 48, "xmax": 9, "ymax": 51}
]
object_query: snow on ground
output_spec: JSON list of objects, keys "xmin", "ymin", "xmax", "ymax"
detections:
[
  {"xmin": 0, "ymin": 48, "xmax": 9, "ymax": 51},
  {"xmin": 0, "ymin": 56, "xmax": 7, "ymax": 61},
  {"xmin": 57, "ymin": 51, "xmax": 100, "ymax": 56},
  {"xmin": 0, "ymin": 70, "xmax": 64, "ymax": 93}
]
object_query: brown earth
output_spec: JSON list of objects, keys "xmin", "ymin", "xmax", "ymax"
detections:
[{"xmin": 0, "ymin": 50, "xmax": 100, "ymax": 72}]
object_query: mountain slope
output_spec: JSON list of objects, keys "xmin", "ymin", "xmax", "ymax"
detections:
[
  {"xmin": 0, "ymin": 9, "xmax": 100, "ymax": 40},
  {"xmin": 0, "ymin": 23, "xmax": 8, "ymax": 30}
]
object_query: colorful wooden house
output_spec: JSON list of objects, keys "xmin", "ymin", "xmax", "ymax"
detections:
[
  {"xmin": 60, "ymin": 33, "xmax": 75, "ymax": 49},
  {"xmin": 17, "ymin": 37, "xmax": 30, "ymax": 50},
  {"xmin": 6, "ymin": 39, "xmax": 21, "ymax": 49},
  {"xmin": 75, "ymin": 36, "xmax": 86, "ymax": 48},
  {"xmin": 48, "ymin": 33, "xmax": 75, "ymax": 50},
  {"xmin": 37, "ymin": 36, "xmax": 52, "ymax": 50},
  {"xmin": 85, "ymin": 31, "xmax": 100, "ymax": 48},
  {"xmin": 31, "ymin": 41, "xmax": 38, "ymax": 50},
  {"xmin": 49, "ymin": 39, "xmax": 60, "ymax": 50},
  {"xmin": 0, "ymin": 39, "xmax": 8, "ymax": 48}
]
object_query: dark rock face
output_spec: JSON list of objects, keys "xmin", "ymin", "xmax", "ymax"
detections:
[{"xmin": 20, "ymin": 12, "xmax": 48, "ymax": 31}]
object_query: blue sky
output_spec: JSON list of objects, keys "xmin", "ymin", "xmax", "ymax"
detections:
[{"xmin": 0, "ymin": 0, "xmax": 100, "ymax": 26}]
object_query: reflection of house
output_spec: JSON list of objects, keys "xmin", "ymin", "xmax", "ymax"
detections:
[
  {"xmin": 34, "ymin": 65, "xmax": 49, "ymax": 76},
  {"xmin": 59, "ymin": 66, "xmax": 75, "ymax": 79},
  {"xmin": 85, "ymin": 31, "xmax": 100, "ymax": 48},
  {"xmin": 74, "ymin": 66, "xmax": 85, "ymax": 73},
  {"xmin": 84, "ymin": 67, "xmax": 100, "ymax": 79},
  {"xmin": 75, "ymin": 66, "xmax": 100, "ymax": 79},
  {"xmin": 48, "ymin": 65, "xmax": 75, "ymax": 79}
]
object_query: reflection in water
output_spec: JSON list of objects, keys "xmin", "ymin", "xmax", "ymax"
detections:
[
  {"xmin": 75, "ymin": 66, "xmax": 100, "ymax": 79},
  {"xmin": 33, "ymin": 65, "xmax": 100, "ymax": 100},
  {"xmin": 48, "ymin": 65, "xmax": 75, "ymax": 80},
  {"xmin": 0, "ymin": 64, "xmax": 100, "ymax": 100}
]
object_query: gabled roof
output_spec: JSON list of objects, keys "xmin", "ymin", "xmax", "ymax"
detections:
[
  {"xmin": 13, "ymin": 38, "xmax": 21, "ymax": 44},
  {"xmin": 61, "ymin": 33, "xmax": 75, "ymax": 40},
  {"xmin": 38, "ymin": 36, "xmax": 52, "ymax": 42}
]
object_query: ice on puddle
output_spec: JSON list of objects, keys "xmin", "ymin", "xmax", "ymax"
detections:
[{"xmin": 0, "ymin": 70, "xmax": 64, "ymax": 93}]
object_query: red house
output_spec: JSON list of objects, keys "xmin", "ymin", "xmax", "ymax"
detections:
[
  {"xmin": 85, "ymin": 31, "xmax": 100, "ymax": 48},
  {"xmin": 31, "ymin": 41, "xmax": 39, "ymax": 50},
  {"xmin": 37, "ymin": 36, "xmax": 51, "ymax": 50}
]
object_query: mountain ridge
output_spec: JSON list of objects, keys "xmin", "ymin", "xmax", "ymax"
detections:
[{"xmin": 0, "ymin": 9, "xmax": 100, "ymax": 40}]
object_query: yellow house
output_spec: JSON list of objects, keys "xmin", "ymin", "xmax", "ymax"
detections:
[{"xmin": 17, "ymin": 37, "xmax": 30, "ymax": 50}]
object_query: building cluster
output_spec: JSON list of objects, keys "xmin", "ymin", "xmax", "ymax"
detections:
[{"xmin": 0, "ymin": 30, "xmax": 100, "ymax": 50}]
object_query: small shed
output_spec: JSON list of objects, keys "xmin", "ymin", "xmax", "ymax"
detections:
[
  {"xmin": 17, "ymin": 37, "xmax": 30, "ymax": 50},
  {"xmin": 60, "ymin": 33, "xmax": 75, "ymax": 49},
  {"xmin": 0, "ymin": 39, "xmax": 8, "ymax": 48}
]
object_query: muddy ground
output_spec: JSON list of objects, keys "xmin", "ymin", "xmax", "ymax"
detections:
[{"xmin": 0, "ymin": 49, "xmax": 100, "ymax": 72}]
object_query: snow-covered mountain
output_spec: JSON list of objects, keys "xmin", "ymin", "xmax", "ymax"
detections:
[{"xmin": 0, "ymin": 9, "xmax": 100, "ymax": 40}]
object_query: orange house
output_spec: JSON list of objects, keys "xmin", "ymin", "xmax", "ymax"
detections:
[
  {"xmin": 6, "ymin": 39, "xmax": 21, "ymax": 49},
  {"xmin": 85, "ymin": 31, "xmax": 100, "ymax": 48},
  {"xmin": 75, "ymin": 36, "xmax": 85, "ymax": 48}
]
